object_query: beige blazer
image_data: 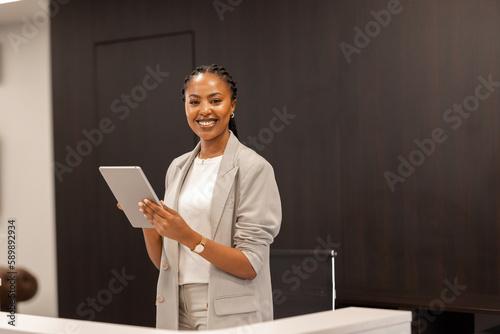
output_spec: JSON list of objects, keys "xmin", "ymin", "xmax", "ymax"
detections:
[{"xmin": 155, "ymin": 131, "xmax": 282, "ymax": 330}]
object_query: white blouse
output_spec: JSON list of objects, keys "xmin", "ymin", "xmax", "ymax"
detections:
[{"xmin": 177, "ymin": 154, "xmax": 223, "ymax": 285}]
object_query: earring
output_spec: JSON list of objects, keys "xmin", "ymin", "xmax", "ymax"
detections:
[{"xmin": 231, "ymin": 113, "xmax": 235, "ymax": 118}]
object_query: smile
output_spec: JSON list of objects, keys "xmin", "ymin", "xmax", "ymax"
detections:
[{"xmin": 197, "ymin": 119, "xmax": 218, "ymax": 127}]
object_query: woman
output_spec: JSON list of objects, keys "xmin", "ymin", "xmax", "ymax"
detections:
[{"xmin": 137, "ymin": 64, "xmax": 282, "ymax": 330}]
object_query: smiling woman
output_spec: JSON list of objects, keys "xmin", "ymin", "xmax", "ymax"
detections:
[
  {"xmin": 136, "ymin": 64, "xmax": 282, "ymax": 330},
  {"xmin": 184, "ymin": 69, "xmax": 236, "ymax": 156},
  {"xmin": 182, "ymin": 64, "xmax": 239, "ymax": 141}
]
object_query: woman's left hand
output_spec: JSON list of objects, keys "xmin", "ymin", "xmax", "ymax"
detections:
[{"xmin": 139, "ymin": 199, "xmax": 195, "ymax": 245}]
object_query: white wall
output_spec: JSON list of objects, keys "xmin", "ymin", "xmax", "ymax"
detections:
[{"xmin": 0, "ymin": 14, "xmax": 58, "ymax": 316}]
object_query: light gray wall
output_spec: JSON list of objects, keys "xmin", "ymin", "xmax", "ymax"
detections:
[{"xmin": 0, "ymin": 9, "xmax": 58, "ymax": 316}]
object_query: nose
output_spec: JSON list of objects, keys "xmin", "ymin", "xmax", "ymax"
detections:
[{"xmin": 200, "ymin": 101, "xmax": 210, "ymax": 116}]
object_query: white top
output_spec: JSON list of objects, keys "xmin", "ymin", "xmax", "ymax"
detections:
[{"xmin": 177, "ymin": 154, "xmax": 223, "ymax": 285}]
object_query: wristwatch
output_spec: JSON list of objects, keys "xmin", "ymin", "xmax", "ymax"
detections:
[{"xmin": 193, "ymin": 236, "xmax": 207, "ymax": 254}]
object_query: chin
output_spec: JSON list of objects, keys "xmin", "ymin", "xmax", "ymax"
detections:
[{"xmin": 197, "ymin": 129, "xmax": 228, "ymax": 141}]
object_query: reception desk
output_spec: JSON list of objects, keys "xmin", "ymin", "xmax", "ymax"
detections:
[{"xmin": 0, "ymin": 307, "xmax": 411, "ymax": 333}]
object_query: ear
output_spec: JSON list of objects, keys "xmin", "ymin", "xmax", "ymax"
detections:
[{"xmin": 231, "ymin": 98, "xmax": 237, "ymax": 113}]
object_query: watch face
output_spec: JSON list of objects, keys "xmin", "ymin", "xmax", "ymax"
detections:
[{"xmin": 194, "ymin": 244, "xmax": 204, "ymax": 253}]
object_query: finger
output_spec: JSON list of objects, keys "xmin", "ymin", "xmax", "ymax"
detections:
[
  {"xmin": 145, "ymin": 212, "xmax": 157, "ymax": 226},
  {"xmin": 144, "ymin": 199, "xmax": 169, "ymax": 218},
  {"xmin": 117, "ymin": 203, "xmax": 123, "ymax": 211},
  {"xmin": 146, "ymin": 211, "xmax": 165, "ymax": 235},
  {"xmin": 140, "ymin": 201, "xmax": 169, "ymax": 232},
  {"xmin": 160, "ymin": 200, "xmax": 177, "ymax": 214},
  {"xmin": 143, "ymin": 212, "xmax": 154, "ymax": 223},
  {"xmin": 140, "ymin": 206, "xmax": 157, "ymax": 225},
  {"xmin": 142, "ymin": 199, "xmax": 161, "ymax": 211},
  {"xmin": 139, "ymin": 201, "xmax": 156, "ymax": 217}
]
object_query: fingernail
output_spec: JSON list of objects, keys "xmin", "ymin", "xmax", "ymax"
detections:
[
  {"xmin": 139, "ymin": 209, "xmax": 143, "ymax": 213},
  {"xmin": 145, "ymin": 199, "xmax": 149, "ymax": 203},
  {"xmin": 138, "ymin": 202, "xmax": 143, "ymax": 207}
]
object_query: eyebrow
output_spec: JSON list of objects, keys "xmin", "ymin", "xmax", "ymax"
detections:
[{"xmin": 188, "ymin": 92, "xmax": 223, "ymax": 98}]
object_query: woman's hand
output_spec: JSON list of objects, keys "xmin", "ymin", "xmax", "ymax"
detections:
[
  {"xmin": 139, "ymin": 200, "xmax": 256, "ymax": 280},
  {"xmin": 139, "ymin": 199, "xmax": 199, "ymax": 248}
]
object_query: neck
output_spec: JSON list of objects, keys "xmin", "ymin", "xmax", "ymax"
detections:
[{"xmin": 199, "ymin": 130, "xmax": 230, "ymax": 159}]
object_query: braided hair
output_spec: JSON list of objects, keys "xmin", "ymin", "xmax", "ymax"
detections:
[{"xmin": 181, "ymin": 64, "xmax": 239, "ymax": 138}]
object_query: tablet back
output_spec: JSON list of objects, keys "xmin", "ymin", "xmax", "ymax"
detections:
[{"xmin": 99, "ymin": 166, "xmax": 161, "ymax": 228}]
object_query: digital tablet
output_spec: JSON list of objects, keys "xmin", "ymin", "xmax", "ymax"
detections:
[{"xmin": 99, "ymin": 166, "xmax": 161, "ymax": 228}]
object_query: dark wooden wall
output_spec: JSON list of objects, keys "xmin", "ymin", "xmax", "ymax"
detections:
[
  {"xmin": 51, "ymin": 0, "xmax": 500, "ymax": 327},
  {"xmin": 336, "ymin": 1, "xmax": 500, "ymax": 315}
]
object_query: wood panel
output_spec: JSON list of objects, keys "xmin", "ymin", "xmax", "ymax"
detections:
[
  {"xmin": 51, "ymin": 0, "xmax": 500, "ymax": 328},
  {"xmin": 336, "ymin": 0, "xmax": 500, "ymax": 312}
]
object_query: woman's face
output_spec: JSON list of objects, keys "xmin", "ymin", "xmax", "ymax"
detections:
[{"xmin": 184, "ymin": 73, "xmax": 236, "ymax": 143}]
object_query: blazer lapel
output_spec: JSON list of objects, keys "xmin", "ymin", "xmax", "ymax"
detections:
[
  {"xmin": 164, "ymin": 141, "xmax": 201, "ymax": 261},
  {"xmin": 168, "ymin": 142, "xmax": 201, "ymax": 211},
  {"xmin": 210, "ymin": 132, "xmax": 239, "ymax": 239}
]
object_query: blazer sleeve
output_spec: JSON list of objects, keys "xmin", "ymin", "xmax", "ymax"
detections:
[{"xmin": 233, "ymin": 158, "xmax": 282, "ymax": 275}]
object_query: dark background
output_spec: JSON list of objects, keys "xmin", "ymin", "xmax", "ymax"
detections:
[{"xmin": 51, "ymin": 0, "xmax": 500, "ymax": 330}]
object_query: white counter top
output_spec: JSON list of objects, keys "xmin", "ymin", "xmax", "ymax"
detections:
[{"xmin": 0, "ymin": 307, "xmax": 411, "ymax": 334}]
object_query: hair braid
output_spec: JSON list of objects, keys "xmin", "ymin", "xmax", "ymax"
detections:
[{"xmin": 181, "ymin": 64, "xmax": 239, "ymax": 138}]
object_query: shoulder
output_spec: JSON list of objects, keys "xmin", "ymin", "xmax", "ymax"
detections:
[
  {"xmin": 170, "ymin": 151, "xmax": 192, "ymax": 168},
  {"xmin": 233, "ymin": 141, "xmax": 275, "ymax": 179},
  {"xmin": 164, "ymin": 151, "xmax": 192, "ymax": 185}
]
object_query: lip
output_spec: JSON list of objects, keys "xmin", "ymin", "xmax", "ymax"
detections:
[{"xmin": 196, "ymin": 119, "xmax": 218, "ymax": 128}]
